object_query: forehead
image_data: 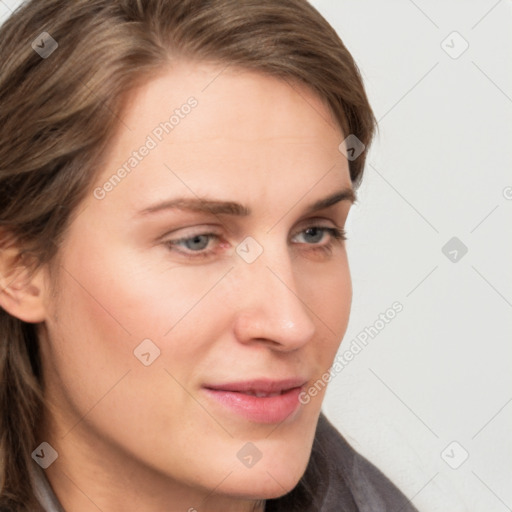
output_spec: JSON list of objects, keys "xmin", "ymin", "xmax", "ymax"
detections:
[
  {"xmin": 92, "ymin": 61, "xmax": 351, "ymax": 212},
  {"xmin": 119, "ymin": 60, "xmax": 341, "ymax": 138}
]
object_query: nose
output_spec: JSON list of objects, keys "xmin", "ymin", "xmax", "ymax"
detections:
[{"xmin": 232, "ymin": 241, "xmax": 317, "ymax": 352}]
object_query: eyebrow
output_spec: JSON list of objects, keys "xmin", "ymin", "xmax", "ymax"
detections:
[{"xmin": 137, "ymin": 187, "xmax": 356, "ymax": 217}]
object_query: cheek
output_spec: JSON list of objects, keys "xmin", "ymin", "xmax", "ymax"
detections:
[
  {"xmin": 44, "ymin": 241, "xmax": 228, "ymax": 415},
  {"xmin": 303, "ymin": 251, "xmax": 352, "ymax": 345},
  {"xmin": 42, "ymin": 258, "xmax": 141, "ymax": 427},
  {"xmin": 298, "ymin": 254, "xmax": 352, "ymax": 404},
  {"xmin": 43, "ymin": 246, "xmax": 232, "ymax": 470},
  {"xmin": 53, "ymin": 236, "xmax": 223, "ymax": 341}
]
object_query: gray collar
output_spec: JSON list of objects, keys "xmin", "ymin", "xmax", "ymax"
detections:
[{"xmin": 29, "ymin": 463, "xmax": 65, "ymax": 512}]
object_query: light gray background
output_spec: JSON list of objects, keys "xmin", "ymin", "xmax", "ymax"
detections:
[
  {"xmin": 2, "ymin": 1, "xmax": 511, "ymax": 510},
  {"xmin": 309, "ymin": 1, "xmax": 512, "ymax": 511}
]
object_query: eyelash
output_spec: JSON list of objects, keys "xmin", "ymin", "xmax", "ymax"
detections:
[{"xmin": 163, "ymin": 225, "xmax": 347, "ymax": 259}]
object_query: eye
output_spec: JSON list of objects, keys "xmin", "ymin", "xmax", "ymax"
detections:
[
  {"xmin": 164, "ymin": 232, "xmax": 221, "ymax": 257},
  {"xmin": 162, "ymin": 224, "xmax": 347, "ymax": 259},
  {"xmin": 292, "ymin": 226, "xmax": 346, "ymax": 246},
  {"xmin": 174, "ymin": 234, "xmax": 212, "ymax": 251}
]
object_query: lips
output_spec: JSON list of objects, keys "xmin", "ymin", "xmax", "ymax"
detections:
[{"xmin": 202, "ymin": 378, "xmax": 307, "ymax": 424}]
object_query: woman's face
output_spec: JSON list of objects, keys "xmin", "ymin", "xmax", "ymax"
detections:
[{"xmin": 38, "ymin": 61, "xmax": 354, "ymax": 509}]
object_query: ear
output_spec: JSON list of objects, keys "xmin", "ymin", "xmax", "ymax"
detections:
[{"xmin": 0, "ymin": 245, "xmax": 47, "ymax": 323}]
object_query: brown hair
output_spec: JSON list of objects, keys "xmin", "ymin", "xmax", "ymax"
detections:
[{"xmin": 0, "ymin": 0, "xmax": 376, "ymax": 509}]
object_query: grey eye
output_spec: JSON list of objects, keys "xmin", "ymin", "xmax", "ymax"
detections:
[{"xmin": 181, "ymin": 234, "xmax": 211, "ymax": 251}]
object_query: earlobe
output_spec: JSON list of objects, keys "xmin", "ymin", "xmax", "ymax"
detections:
[{"xmin": 0, "ymin": 246, "xmax": 47, "ymax": 323}]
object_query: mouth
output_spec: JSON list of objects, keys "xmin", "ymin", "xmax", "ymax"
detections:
[
  {"xmin": 238, "ymin": 390, "xmax": 285, "ymax": 398},
  {"xmin": 202, "ymin": 378, "xmax": 307, "ymax": 424}
]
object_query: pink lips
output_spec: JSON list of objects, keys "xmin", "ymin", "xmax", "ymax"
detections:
[{"xmin": 203, "ymin": 378, "xmax": 306, "ymax": 424}]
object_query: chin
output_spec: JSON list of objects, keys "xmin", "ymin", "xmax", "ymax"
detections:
[
  {"xmin": 224, "ymin": 474, "xmax": 302, "ymax": 501},
  {"xmin": 219, "ymin": 453, "xmax": 309, "ymax": 500},
  {"xmin": 218, "ymin": 416, "xmax": 317, "ymax": 499}
]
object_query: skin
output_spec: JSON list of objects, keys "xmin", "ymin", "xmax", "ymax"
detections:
[{"xmin": 2, "ymin": 61, "xmax": 355, "ymax": 511}]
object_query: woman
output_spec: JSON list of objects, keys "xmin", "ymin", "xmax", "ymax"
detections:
[{"xmin": 0, "ymin": 0, "xmax": 418, "ymax": 510}]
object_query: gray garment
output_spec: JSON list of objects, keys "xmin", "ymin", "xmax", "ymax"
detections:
[
  {"xmin": 29, "ymin": 465, "xmax": 65, "ymax": 512},
  {"xmin": 265, "ymin": 413, "xmax": 418, "ymax": 511},
  {"xmin": 30, "ymin": 414, "xmax": 417, "ymax": 512},
  {"xmin": 313, "ymin": 413, "xmax": 418, "ymax": 511}
]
